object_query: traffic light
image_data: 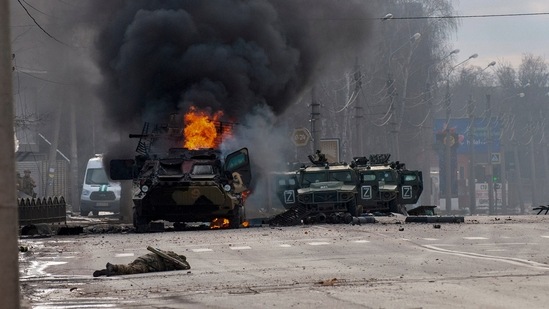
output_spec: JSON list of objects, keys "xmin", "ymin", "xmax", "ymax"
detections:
[{"xmin": 492, "ymin": 165, "xmax": 501, "ymax": 183}]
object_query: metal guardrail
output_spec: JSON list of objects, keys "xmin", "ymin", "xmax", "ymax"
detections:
[{"xmin": 18, "ymin": 196, "xmax": 67, "ymax": 226}]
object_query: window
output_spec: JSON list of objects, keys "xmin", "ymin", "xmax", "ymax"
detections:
[
  {"xmin": 301, "ymin": 172, "xmax": 327, "ymax": 187},
  {"xmin": 192, "ymin": 165, "xmax": 214, "ymax": 175},
  {"xmin": 404, "ymin": 175, "xmax": 417, "ymax": 182},
  {"xmin": 377, "ymin": 171, "xmax": 394, "ymax": 182},
  {"xmin": 86, "ymin": 168, "xmax": 110, "ymax": 185},
  {"xmin": 362, "ymin": 173, "xmax": 376, "ymax": 181},
  {"xmin": 278, "ymin": 178, "xmax": 297, "ymax": 186},
  {"xmin": 329, "ymin": 171, "xmax": 353, "ymax": 183}
]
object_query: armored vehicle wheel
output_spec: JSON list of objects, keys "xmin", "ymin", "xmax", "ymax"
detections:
[
  {"xmin": 92, "ymin": 210, "xmax": 99, "ymax": 216},
  {"xmin": 389, "ymin": 202, "xmax": 408, "ymax": 216},
  {"xmin": 80, "ymin": 209, "xmax": 89, "ymax": 216},
  {"xmin": 133, "ymin": 209, "xmax": 151, "ymax": 233},
  {"xmin": 347, "ymin": 200, "xmax": 362, "ymax": 217},
  {"xmin": 389, "ymin": 201, "xmax": 399, "ymax": 213},
  {"xmin": 229, "ymin": 206, "xmax": 242, "ymax": 229},
  {"xmin": 356, "ymin": 205, "xmax": 364, "ymax": 217},
  {"xmin": 343, "ymin": 213, "xmax": 353, "ymax": 224}
]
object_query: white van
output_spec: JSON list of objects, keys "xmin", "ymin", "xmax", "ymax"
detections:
[{"xmin": 80, "ymin": 154, "xmax": 121, "ymax": 216}]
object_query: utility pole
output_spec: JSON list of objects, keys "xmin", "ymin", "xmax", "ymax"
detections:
[
  {"xmin": 0, "ymin": 0, "xmax": 22, "ymax": 307},
  {"xmin": 467, "ymin": 95, "xmax": 476, "ymax": 214},
  {"xmin": 444, "ymin": 81, "xmax": 452, "ymax": 213},
  {"xmin": 486, "ymin": 94, "xmax": 494, "ymax": 215},
  {"xmin": 500, "ymin": 149, "xmax": 507, "ymax": 212},
  {"xmin": 513, "ymin": 142, "xmax": 525, "ymax": 213},
  {"xmin": 387, "ymin": 75, "xmax": 398, "ymax": 156},
  {"xmin": 543, "ymin": 145, "xmax": 549, "ymax": 207},
  {"xmin": 45, "ymin": 99, "xmax": 63, "ymax": 196},
  {"xmin": 529, "ymin": 111, "xmax": 537, "ymax": 209},
  {"xmin": 310, "ymin": 87, "xmax": 320, "ymax": 152},
  {"xmin": 421, "ymin": 82, "xmax": 432, "ymax": 206},
  {"xmin": 353, "ymin": 62, "xmax": 363, "ymax": 155},
  {"xmin": 70, "ymin": 99, "xmax": 80, "ymax": 213}
]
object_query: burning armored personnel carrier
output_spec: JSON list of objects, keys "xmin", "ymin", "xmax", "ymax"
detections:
[{"xmin": 109, "ymin": 113, "xmax": 251, "ymax": 232}]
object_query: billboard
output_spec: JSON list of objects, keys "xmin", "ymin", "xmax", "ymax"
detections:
[{"xmin": 434, "ymin": 118, "xmax": 501, "ymax": 154}]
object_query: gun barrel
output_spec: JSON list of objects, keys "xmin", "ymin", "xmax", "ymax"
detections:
[
  {"xmin": 129, "ymin": 134, "xmax": 148, "ymax": 138},
  {"xmin": 147, "ymin": 246, "xmax": 191, "ymax": 270}
]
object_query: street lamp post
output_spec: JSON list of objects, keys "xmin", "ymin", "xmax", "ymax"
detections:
[
  {"xmin": 443, "ymin": 53, "xmax": 478, "ymax": 213},
  {"xmin": 469, "ymin": 60, "xmax": 496, "ymax": 215},
  {"xmin": 482, "ymin": 61, "xmax": 497, "ymax": 215},
  {"xmin": 467, "ymin": 94, "xmax": 476, "ymax": 214}
]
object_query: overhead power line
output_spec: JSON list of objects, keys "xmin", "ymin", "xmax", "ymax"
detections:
[
  {"xmin": 382, "ymin": 12, "xmax": 549, "ymax": 20},
  {"xmin": 16, "ymin": 0, "xmax": 70, "ymax": 46}
]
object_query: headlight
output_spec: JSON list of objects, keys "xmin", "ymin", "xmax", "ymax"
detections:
[
  {"xmin": 141, "ymin": 185, "xmax": 149, "ymax": 193},
  {"xmin": 82, "ymin": 189, "xmax": 90, "ymax": 196},
  {"xmin": 223, "ymin": 184, "xmax": 231, "ymax": 192}
]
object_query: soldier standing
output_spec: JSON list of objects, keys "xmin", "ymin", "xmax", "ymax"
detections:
[
  {"xmin": 16, "ymin": 172, "xmax": 22, "ymax": 192},
  {"xmin": 93, "ymin": 248, "xmax": 190, "ymax": 277},
  {"xmin": 21, "ymin": 169, "xmax": 36, "ymax": 197}
]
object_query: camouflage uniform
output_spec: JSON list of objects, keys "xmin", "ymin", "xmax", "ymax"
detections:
[
  {"xmin": 16, "ymin": 172, "xmax": 22, "ymax": 192},
  {"xmin": 21, "ymin": 170, "xmax": 36, "ymax": 197},
  {"xmin": 93, "ymin": 251, "xmax": 190, "ymax": 277}
]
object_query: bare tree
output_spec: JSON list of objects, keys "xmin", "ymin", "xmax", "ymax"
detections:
[
  {"xmin": 507, "ymin": 54, "xmax": 549, "ymax": 211},
  {"xmin": 518, "ymin": 54, "xmax": 549, "ymax": 88},
  {"xmin": 495, "ymin": 61, "xmax": 518, "ymax": 89}
]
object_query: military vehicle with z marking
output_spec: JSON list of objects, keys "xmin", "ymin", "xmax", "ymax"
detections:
[
  {"xmin": 351, "ymin": 154, "xmax": 423, "ymax": 215},
  {"xmin": 268, "ymin": 152, "xmax": 423, "ymax": 225}
]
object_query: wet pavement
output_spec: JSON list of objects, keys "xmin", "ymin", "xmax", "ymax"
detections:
[{"xmin": 18, "ymin": 212, "xmax": 549, "ymax": 308}]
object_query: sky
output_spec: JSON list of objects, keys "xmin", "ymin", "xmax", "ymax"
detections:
[{"xmin": 451, "ymin": 0, "xmax": 549, "ymax": 69}]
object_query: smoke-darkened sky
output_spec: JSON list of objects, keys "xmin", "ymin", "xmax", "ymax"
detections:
[{"xmin": 89, "ymin": 0, "xmax": 373, "ymax": 130}]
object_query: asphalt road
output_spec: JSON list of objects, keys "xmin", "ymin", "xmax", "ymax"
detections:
[{"xmin": 19, "ymin": 215, "xmax": 549, "ymax": 308}]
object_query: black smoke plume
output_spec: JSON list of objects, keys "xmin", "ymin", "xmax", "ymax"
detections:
[{"xmin": 90, "ymin": 0, "xmax": 373, "ymax": 129}]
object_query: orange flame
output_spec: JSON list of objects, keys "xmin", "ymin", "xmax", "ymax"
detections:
[
  {"xmin": 210, "ymin": 217, "xmax": 230, "ymax": 229},
  {"xmin": 241, "ymin": 190, "xmax": 251, "ymax": 204},
  {"xmin": 184, "ymin": 106, "xmax": 231, "ymax": 149}
]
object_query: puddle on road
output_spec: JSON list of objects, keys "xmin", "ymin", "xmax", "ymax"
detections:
[{"xmin": 23, "ymin": 260, "xmax": 68, "ymax": 278}]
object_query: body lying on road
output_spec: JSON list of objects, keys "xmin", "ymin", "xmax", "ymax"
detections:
[{"xmin": 93, "ymin": 247, "xmax": 190, "ymax": 277}]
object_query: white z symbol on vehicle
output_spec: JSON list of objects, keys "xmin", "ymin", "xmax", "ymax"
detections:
[
  {"xmin": 361, "ymin": 186, "xmax": 372, "ymax": 199},
  {"xmin": 402, "ymin": 185, "xmax": 412, "ymax": 199},
  {"xmin": 284, "ymin": 190, "xmax": 295, "ymax": 204}
]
